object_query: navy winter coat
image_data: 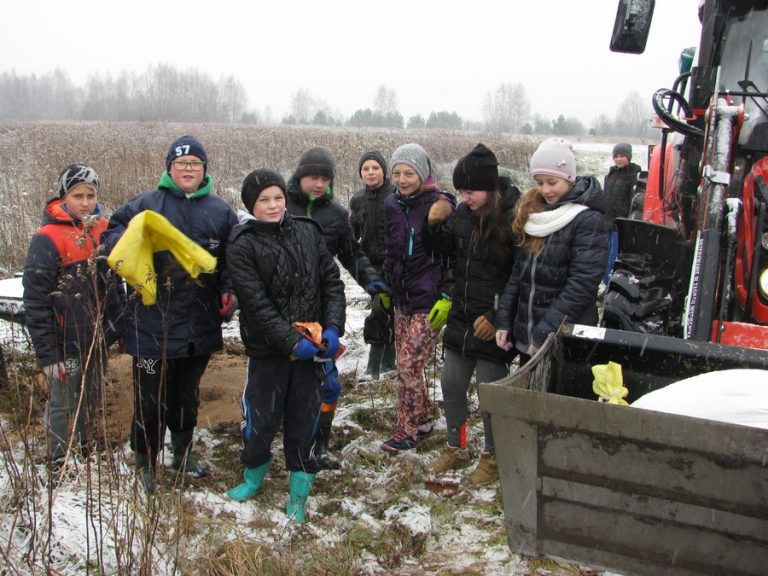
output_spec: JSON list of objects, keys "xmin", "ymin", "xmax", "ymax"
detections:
[
  {"xmin": 383, "ymin": 185, "xmax": 456, "ymax": 314},
  {"xmin": 23, "ymin": 199, "xmax": 124, "ymax": 366},
  {"xmin": 102, "ymin": 178, "xmax": 237, "ymax": 359},
  {"xmin": 226, "ymin": 211, "xmax": 346, "ymax": 358},
  {"xmin": 285, "ymin": 176, "xmax": 379, "ymax": 289},
  {"xmin": 424, "ymin": 185, "xmax": 519, "ymax": 363},
  {"xmin": 496, "ymin": 176, "xmax": 608, "ymax": 350}
]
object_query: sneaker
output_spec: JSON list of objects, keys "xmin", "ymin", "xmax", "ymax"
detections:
[
  {"xmin": 416, "ymin": 421, "xmax": 434, "ymax": 440},
  {"xmin": 358, "ymin": 372, "xmax": 375, "ymax": 383},
  {"xmin": 428, "ymin": 445, "xmax": 471, "ymax": 473},
  {"xmin": 470, "ymin": 452, "xmax": 498, "ymax": 486},
  {"xmin": 381, "ymin": 432, "xmax": 419, "ymax": 453}
]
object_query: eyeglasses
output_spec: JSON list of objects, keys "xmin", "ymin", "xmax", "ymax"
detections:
[{"xmin": 171, "ymin": 160, "xmax": 205, "ymax": 171}]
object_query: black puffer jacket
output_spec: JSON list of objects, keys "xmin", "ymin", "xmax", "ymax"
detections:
[
  {"xmin": 496, "ymin": 176, "xmax": 607, "ymax": 350},
  {"xmin": 286, "ymin": 176, "xmax": 380, "ymax": 288},
  {"xmin": 226, "ymin": 211, "xmax": 346, "ymax": 359},
  {"xmin": 349, "ymin": 180, "xmax": 396, "ymax": 268},
  {"xmin": 424, "ymin": 186, "xmax": 519, "ymax": 363},
  {"xmin": 603, "ymin": 162, "xmax": 641, "ymax": 230}
]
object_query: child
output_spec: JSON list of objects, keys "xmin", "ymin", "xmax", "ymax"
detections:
[
  {"xmin": 23, "ymin": 163, "xmax": 124, "ymax": 473},
  {"xmin": 103, "ymin": 136, "xmax": 238, "ymax": 492},
  {"xmin": 350, "ymin": 151, "xmax": 397, "ymax": 381},
  {"xmin": 423, "ymin": 143, "xmax": 519, "ymax": 485},
  {"xmin": 496, "ymin": 138, "xmax": 607, "ymax": 363},
  {"xmin": 285, "ymin": 146, "xmax": 387, "ymax": 469},
  {"xmin": 226, "ymin": 169, "xmax": 345, "ymax": 524},
  {"xmin": 603, "ymin": 142, "xmax": 641, "ymax": 285},
  {"xmin": 382, "ymin": 143, "xmax": 456, "ymax": 453}
]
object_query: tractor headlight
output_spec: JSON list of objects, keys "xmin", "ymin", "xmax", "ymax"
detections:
[{"xmin": 760, "ymin": 268, "xmax": 768, "ymax": 300}]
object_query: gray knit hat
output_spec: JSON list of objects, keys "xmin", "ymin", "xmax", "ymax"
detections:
[
  {"xmin": 529, "ymin": 138, "xmax": 576, "ymax": 183},
  {"xmin": 390, "ymin": 143, "xmax": 432, "ymax": 183},
  {"xmin": 612, "ymin": 142, "xmax": 632, "ymax": 160}
]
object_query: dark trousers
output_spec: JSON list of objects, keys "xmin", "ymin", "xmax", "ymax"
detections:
[
  {"xmin": 239, "ymin": 356, "xmax": 321, "ymax": 473},
  {"xmin": 131, "ymin": 355, "xmax": 210, "ymax": 459}
]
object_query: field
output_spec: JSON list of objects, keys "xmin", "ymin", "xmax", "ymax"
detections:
[{"xmin": 0, "ymin": 122, "xmax": 614, "ymax": 575}]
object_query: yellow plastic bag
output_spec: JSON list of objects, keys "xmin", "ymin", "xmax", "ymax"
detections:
[
  {"xmin": 591, "ymin": 361, "xmax": 629, "ymax": 405},
  {"xmin": 107, "ymin": 210, "xmax": 217, "ymax": 305}
]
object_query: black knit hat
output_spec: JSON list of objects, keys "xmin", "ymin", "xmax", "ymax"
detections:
[
  {"xmin": 241, "ymin": 169, "xmax": 286, "ymax": 213},
  {"xmin": 166, "ymin": 135, "xmax": 208, "ymax": 172},
  {"xmin": 612, "ymin": 142, "xmax": 632, "ymax": 160},
  {"xmin": 295, "ymin": 146, "xmax": 336, "ymax": 181},
  {"xmin": 58, "ymin": 163, "xmax": 100, "ymax": 198},
  {"xmin": 357, "ymin": 150, "xmax": 387, "ymax": 177},
  {"xmin": 452, "ymin": 143, "xmax": 499, "ymax": 192}
]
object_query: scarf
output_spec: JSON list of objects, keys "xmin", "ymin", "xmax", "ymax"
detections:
[{"xmin": 524, "ymin": 203, "xmax": 588, "ymax": 237}]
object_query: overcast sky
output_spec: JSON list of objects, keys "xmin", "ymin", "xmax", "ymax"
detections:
[{"xmin": 2, "ymin": 0, "xmax": 702, "ymax": 124}]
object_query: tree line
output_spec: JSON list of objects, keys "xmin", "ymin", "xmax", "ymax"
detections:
[{"xmin": 0, "ymin": 68, "xmax": 652, "ymax": 137}]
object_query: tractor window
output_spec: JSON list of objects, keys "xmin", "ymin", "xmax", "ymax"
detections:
[{"xmin": 718, "ymin": 7, "xmax": 768, "ymax": 150}]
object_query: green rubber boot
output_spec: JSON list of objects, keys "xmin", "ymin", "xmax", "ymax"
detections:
[
  {"xmin": 285, "ymin": 471, "xmax": 316, "ymax": 524},
  {"xmin": 227, "ymin": 459, "xmax": 272, "ymax": 501}
]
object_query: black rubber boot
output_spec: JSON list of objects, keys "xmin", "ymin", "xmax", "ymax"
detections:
[
  {"xmin": 171, "ymin": 430, "xmax": 208, "ymax": 478},
  {"xmin": 380, "ymin": 344, "xmax": 397, "ymax": 375},
  {"xmin": 135, "ymin": 452, "xmax": 156, "ymax": 494},
  {"xmin": 315, "ymin": 411, "xmax": 340, "ymax": 469},
  {"xmin": 359, "ymin": 343, "xmax": 385, "ymax": 382}
]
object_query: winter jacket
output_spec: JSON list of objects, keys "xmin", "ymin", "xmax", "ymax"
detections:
[
  {"xmin": 23, "ymin": 199, "xmax": 124, "ymax": 367},
  {"xmin": 102, "ymin": 174, "xmax": 237, "ymax": 359},
  {"xmin": 383, "ymin": 182, "xmax": 456, "ymax": 314},
  {"xmin": 285, "ymin": 176, "xmax": 380, "ymax": 288},
  {"xmin": 226, "ymin": 210, "xmax": 346, "ymax": 359},
  {"xmin": 603, "ymin": 162, "xmax": 641, "ymax": 230},
  {"xmin": 424, "ymin": 185, "xmax": 519, "ymax": 363},
  {"xmin": 496, "ymin": 176, "xmax": 608, "ymax": 351},
  {"xmin": 349, "ymin": 180, "xmax": 396, "ymax": 268}
]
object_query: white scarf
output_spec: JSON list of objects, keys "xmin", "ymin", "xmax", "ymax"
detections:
[{"xmin": 524, "ymin": 203, "xmax": 589, "ymax": 237}]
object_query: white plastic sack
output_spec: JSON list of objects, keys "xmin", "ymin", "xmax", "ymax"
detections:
[{"xmin": 631, "ymin": 369, "xmax": 768, "ymax": 430}]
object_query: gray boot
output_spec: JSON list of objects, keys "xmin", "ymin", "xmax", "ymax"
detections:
[
  {"xmin": 380, "ymin": 344, "xmax": 397, "ymax": 375},
  {"xmin": 171, "ymin": 430, "xmax": 207, "ymax": 478},
  {"xmin": 314, "ymin": 411, "xmax": 340, "ymax": 470},
  {"xmin": 135, "ymin": 452, "xmax": 156, "ymax": 494},
  {"xmin": 360, "ymin": 343, "xmax": 385, "ymax": 382}
]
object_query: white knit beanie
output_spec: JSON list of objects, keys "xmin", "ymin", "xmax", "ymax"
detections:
[
  {"xmin": 529, "ymin": 138, "xmax": 576, "ymax": 183},
  {"xmin": 390, "ymin": 143, "xmax": 432, "ymax": 183}
]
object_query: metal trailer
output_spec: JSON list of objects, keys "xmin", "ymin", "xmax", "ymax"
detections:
[{"xmin": 478, "ymin": 323, "xmax": 768, "ymax": 576}]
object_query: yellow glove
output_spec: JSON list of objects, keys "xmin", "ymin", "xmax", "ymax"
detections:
[
  {"xmin": 427, "ymin": 296, "xmax": 452, "ymax": 330},
  {"xmin": 377, "ymin": 292, "xmax": 391, "ymax": 312},
  {"xmin": 592, "ymin": 361, "xmax": 629, "ymax": 405}
]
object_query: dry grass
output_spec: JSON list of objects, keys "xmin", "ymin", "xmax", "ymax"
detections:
[{"xmin": 0, "ymin": 121, "xmax": 537, "ymax": 273}]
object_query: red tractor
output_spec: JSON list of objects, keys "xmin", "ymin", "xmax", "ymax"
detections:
[{"xmin": 604, "ymin": 0, "xmax": 768, "ymax": 352}]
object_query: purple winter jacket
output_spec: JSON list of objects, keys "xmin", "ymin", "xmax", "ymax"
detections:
[{"xmin": 383, "ymin": 181, "xmax": 456, "ymax": 314}]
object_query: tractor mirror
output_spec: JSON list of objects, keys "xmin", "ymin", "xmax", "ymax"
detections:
[{"xmin": 610, "ymin": 0, "xmax": 655, "ymax": 54}]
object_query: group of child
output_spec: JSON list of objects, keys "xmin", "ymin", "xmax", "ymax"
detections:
[{"xmin": 22, "ymin": 134, "xmax": 636, "ymax": 523}]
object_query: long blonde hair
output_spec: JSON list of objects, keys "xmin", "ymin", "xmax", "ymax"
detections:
[{"xmin": 512, "ymin": 187, "xmax": 548, "ymax": 254}]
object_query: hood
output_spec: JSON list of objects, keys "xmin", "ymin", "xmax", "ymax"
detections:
[
  {"xmin": 286, "ymin": 174, "xmax": 334, "ymax": 207},
  {"xmin": 552, "ymin": 175, "xmax": 606, "ymax": 214},
  {"xmin": 157, "ymin": 171, "xmax": 213, "ymax": 198},
  {"xmin": 43, "ymin": 197, "xmax": 104, "ymax": 226}
]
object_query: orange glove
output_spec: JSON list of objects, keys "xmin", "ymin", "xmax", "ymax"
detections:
[{"xmin": 473, "ymin": 315, "xmax": 496, "ymax": 341}]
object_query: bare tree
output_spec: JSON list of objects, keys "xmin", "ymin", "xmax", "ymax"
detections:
[
  {"xmin": 614, "ymin": 91, "xmax": 651, "ymax": 138},
  {"xmin": 291, "ymin": 89, "xmax": 313, "ymax": 124},
  {"xmin": 482, "ymin": 82, "xmax": 530, "ymax": 133},
  {"xmin": 373, "ymin": 85, "xmax": 398, "ymax": 117}
]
